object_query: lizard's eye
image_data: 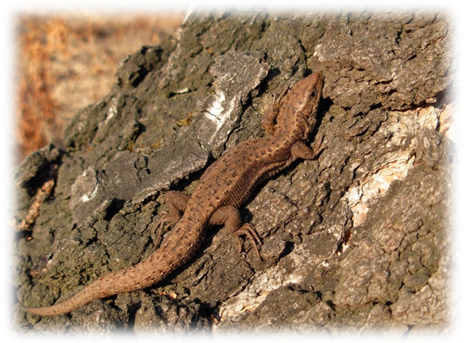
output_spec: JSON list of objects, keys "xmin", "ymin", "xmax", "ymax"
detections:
[{"xmin": 310, "ymin": 89, "xmax": 317, "ymax": 98}]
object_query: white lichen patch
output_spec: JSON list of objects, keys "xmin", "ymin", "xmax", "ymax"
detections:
[
  {"xmin": 71, "ymin": 168, "xmax": 100, "ymax": 204},
  {"xmin": 203, "ymin": 91, "xmax": 235, "ymax": 137},
  {"xmin": 344, "ymin": 105, "xmax": 451, "ymax": 227},
  {"xmin": 80, "ymin": 183, "xmax": 99, "ymax": 203},
  {"xmin": 104, "ymin": 97, "xmax": 118, "ymax": 124},
  {"xmin": 345, "ymin": 151, "xmax": 415, "ymax": 227},
  {"xmin": 219, "ymin": 264, "xmax": 304, "ymax": 320},
  {"xmin": 437, "ymin": 103, "xmax": 454, "ymax": 140},
  {"xmin": 173, "ymin": 87, "xmax": 190, "ymax": 94},
  {"xmin": 219, "ymin": 233, "xmax": 338, "ymax": 321}
]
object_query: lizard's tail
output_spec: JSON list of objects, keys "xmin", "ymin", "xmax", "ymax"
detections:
[
  {"xmin": 23, "ymin": 277, "xmax": 107, "ymax": 316},
  {"xmin": 23, "ymin": 219, "xmax": 205, "ymax": 316}
]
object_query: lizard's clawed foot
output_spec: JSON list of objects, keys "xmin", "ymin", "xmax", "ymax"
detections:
[
  {"xmin": 233, "ymin": 223, "xmax": 263, "ymax": 260},
  {"xmin": 154, "ymin": 211, "xmax": 179, "ymax": 230},
  {"xmin": 153, "ymin": 211, "xmax": 181, "ymax": 247},
  {"xmin": 312, "ymin": 135, "xmax": 325, "ymax": 157}
]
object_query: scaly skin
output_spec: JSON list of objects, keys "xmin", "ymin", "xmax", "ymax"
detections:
[{"xmin": 23, "ymin": 73, "xmax": 324, "ymax": 316}]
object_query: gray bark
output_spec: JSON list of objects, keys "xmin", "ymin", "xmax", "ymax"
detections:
[{"xmin": 13, "ymin": 10, "xmax": 452, "ymax": 336}]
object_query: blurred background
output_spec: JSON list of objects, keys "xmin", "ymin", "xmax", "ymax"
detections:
[{"xmin": 15, "ymin": 13, "xmax": 184, "ymax": 163}]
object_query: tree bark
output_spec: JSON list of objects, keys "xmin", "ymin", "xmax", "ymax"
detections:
[{"xmin": 14, "ymin": 10, "xmax": 452, "ymax": 335}]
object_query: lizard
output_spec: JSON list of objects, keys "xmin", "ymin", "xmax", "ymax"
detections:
[{"xmin": 23, "ymin": 72, "xmax": 325, "ymax": 316}]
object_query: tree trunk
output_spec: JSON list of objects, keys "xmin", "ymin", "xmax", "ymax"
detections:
[{"xmin": 14, "ymin": 10, "xmax": 452, "ymax": 335}]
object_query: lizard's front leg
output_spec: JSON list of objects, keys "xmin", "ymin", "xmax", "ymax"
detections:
[
  {"xmin": 291, "ymin": 136, "xmax": 325, "ymax": 161},
  {"xmin": 261, "ymin": 87, "xmax": 289, "ymax": 135},
  {"xmin": 209, "ymin": 206, "xmax": 262, "ymax": 260}
]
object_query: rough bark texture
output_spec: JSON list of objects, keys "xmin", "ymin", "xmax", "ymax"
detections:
[{"xmin": 13, "ymin": 10, "xmax": 452, "ymax": 336}]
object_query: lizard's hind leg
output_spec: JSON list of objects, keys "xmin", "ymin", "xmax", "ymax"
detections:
[
  {"xmin": 209, "ymin": 206, "xmax": 262, "ymax": 260},
  {"xmin": 153, "ymin": 191, "xmax": 191, "ymax": 247}
]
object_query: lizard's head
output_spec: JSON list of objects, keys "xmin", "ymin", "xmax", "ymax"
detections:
[
  {"xmin": 286, "ymin": 73, "xmax": 323, "ymax": 116},
  {"xmin": 279, "ymin": 73, "xmax": 324, "ymax": 138}
]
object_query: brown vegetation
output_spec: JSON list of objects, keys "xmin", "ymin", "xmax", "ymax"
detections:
[{"xmin": 15, "ymin": 14, "xmax": 184, "ymax": 163}]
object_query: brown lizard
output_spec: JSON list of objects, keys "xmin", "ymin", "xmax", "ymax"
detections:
[{"xmin": 23, "ymin": 72, "xmax": 324, "ymax": 316}]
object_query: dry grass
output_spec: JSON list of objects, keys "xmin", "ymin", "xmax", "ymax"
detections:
[{"xmin": 15, "ymin": 13, "xmax": 184, "ymax": 163}]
